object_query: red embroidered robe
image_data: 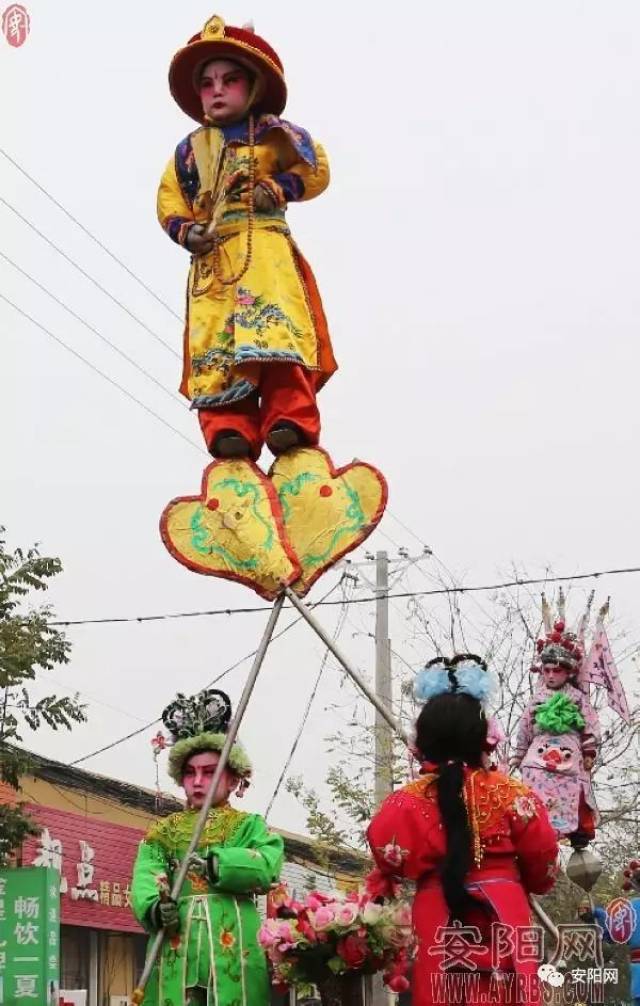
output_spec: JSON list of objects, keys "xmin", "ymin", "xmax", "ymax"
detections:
[{"xmin": 367, "ymin": 768, "xmax": 559, "ymax": 1006}]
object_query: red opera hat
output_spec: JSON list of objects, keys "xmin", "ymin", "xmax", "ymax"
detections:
[{"xmin": 169, "ymin": 14, "xmax": 287, "ymax": 124}]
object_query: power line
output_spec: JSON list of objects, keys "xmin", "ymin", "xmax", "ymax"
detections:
[
  {"xmin": 69, "ymin": 578, "xmax": 343, "ymax": 767},
  {"xmin": 0, "ymin": 149, "xmax": 457, "ymax": 598},
  {"xmin": 34, "ymin": 669, "xmax": 149, "ymax": 725},
  {"xmin": 0, "ymin": 215, "xmax": 507, "ymax": 642},
  {"xmin": 49, "ymin": 563, "xmax": 640, "ymax": 627},
  {"xmin": 0, "ymin": 293, "xmax": 203, "ymax": 455},
  {"xmin": 382, "ymin": 513, "xmax": 482, "ymax": 635},
  {"xmin": 0, "ymin": 195, "xmax": 180, "ymax": 359},
  {"xmin": 0, "ymin": 144, "xmax": 619, "ymax": 632},
  {"xmin": 4, "ymin": 289, "xmax": 629, "ymax": 631},
  {"xmin": 0, "ymin": 146, "xmax": 183, "ymax": 322},
  {"xmin": 385, "ymin": 510, "xmax": 429, "ymax": 549},
  {"xmin": 69, "ymin": 717, "xmax": 159, "ymax": 767},
  {"xmin": 264, "ymin": 582, "xmax": 352, "ymax": 817},
  {"xmin": 0, "ymin": 248, "xmax": 187, "ymax": 410},
  {"xmin": 2, "ymin": 244, "xmax": 541, "ymax": 641}
]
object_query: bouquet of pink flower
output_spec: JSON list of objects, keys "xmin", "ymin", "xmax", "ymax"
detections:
[{"xmin": 258, "ymin": 883, "xmax": 414, "ymax": 997}]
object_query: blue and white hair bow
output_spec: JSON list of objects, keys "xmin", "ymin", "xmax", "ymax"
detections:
[{"xmin": 414, "ymin": 656, "xmax": 494, "ymax": 705}]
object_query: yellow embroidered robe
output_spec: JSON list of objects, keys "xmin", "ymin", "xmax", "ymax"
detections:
[{"xmin": 157, "ymin": 116, "xmax": 337, "ymax": 409}]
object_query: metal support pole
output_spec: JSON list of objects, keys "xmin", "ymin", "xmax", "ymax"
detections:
[
  {"xmin": 529, "ymin": 895, "xmax": 565, "ymax": 965},
  {"xmin": 132, "ymin": 593, "xmax": 286, "ymax": 1004},
  {"xmin": 287, "ymin": 574, "xmax": 399, "ymax": 1006},
  {"xmin": 287, "ymin": 584, "xmax": 561, "ymax": 965},
  {"xmin": 374, "ymin": 552, "xmax": 393, "ymax": 808},
  {"xmin": 284, "ymin": 586, "xmax": 408, "ymax": 744}
]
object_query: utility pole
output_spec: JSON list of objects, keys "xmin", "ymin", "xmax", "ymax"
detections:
[{"xmin": 374, "ymin": 550, "xmax": 393, "ymax": 808}]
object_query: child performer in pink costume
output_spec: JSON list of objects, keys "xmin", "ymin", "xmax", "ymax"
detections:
[{"xmin": 510, "ymin": 595, "xmax": 600, "ymax": 850}]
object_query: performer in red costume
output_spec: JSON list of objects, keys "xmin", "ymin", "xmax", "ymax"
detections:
[{"xmin": 367, "ymin": 655, "xmax": 560, "ymax": 1006}]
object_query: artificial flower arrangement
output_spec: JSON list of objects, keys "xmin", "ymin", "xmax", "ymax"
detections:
[{"xmin": 258, "ymin": 879, "xmax": 414, "ymax": 998}]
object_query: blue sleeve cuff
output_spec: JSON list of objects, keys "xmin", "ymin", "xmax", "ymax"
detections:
[
  {"xmin": 273, "ymin": 171, "xmax": 305, "ymax": 202},
  {"xmin": 164, "ymin": 216, "xmax": 193, "ymax": 247}
]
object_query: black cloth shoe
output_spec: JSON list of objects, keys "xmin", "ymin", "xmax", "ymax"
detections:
[
  {"xmin": 212, "ymin": 431, "xmax": 251, "ymax": 458},
  {"xmin": 266, "ymin": 422, "xmax": 303, "ymax": 455}
]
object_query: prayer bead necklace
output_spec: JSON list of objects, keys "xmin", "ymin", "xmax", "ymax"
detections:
[{"xmin": 212, "ymin": 115, "xmax": 256, "ymax": 286}]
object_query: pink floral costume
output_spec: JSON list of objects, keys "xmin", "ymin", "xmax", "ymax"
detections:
[{"xmin": 511, "ymin": 681, "xmax": 600, "ymax": 840}]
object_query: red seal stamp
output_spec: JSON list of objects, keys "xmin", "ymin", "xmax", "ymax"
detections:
[{"xmin": 2, "ymin": 4, "xmax": 30, "ymax": 47}]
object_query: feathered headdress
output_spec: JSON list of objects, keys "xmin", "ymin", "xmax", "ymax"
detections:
[
  {"xmin": 532, "ymin": 588, "xmax": 592, "ymax": 676},
  {"xmin": 414, "ymin": 653, "xmax": 494, "ymax": 705},
  {"xmin": 160, "ymin": 688, "xmax": 252, "ymax": 785}
]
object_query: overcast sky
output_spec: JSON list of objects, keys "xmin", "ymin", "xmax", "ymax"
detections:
[{"xmin": 2, "ymin": 0, "xmax": 639, "ymax": 835}]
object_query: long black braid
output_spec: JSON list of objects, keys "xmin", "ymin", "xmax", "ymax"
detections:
[{"xmin": 415, "ymin": 668, "xmax": 489, "ymax": 921}]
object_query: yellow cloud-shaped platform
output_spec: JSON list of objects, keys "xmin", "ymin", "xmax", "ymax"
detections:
[
  {"xmin": 160, "ymin": 459, "xmax": 301, "ymax": 600},
  {"xmin": 269, "ymin": 447, "xmax": 388, "ymax": 595}
]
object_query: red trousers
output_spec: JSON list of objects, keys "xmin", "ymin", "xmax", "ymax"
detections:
[
  {"xmin": 198, "ymin": 364, "xmax": 320, "ymax": 460},
  {"xmin": 576, "ymin": 793, "xmax": 596, "ymax": 839}
]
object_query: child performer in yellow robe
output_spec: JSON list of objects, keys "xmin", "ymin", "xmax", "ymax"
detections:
[{"xmin": 158, "ymin": 14, "xmax": 337, "ymax": 460}]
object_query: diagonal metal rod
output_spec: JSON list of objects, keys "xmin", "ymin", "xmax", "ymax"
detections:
[
  {"xmin": 285, "ymin": 587, "xmax": 562, "ymax": 950},
  {"xmin": 284, "ymin": 587, "xmax": 409, "ymax": 744},
  {"xmin": 132, "ymin": 593, "xmax": 285, "ymax": 1004},
  {"xmin": 530, "ymin": 894, "xmax": 560, "ymax": 952}
]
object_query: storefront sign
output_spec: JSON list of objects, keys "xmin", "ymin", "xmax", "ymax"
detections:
[
  {"xmin": 0, "ymin": 866, "xmax": 59, "ymax": 1005},
  {"xmin": 23, "ymin": 805, "xmax": 144, "ymax": 933}
]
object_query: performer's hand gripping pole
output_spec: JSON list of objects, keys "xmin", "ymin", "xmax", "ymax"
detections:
[
  {"xmin": 132, "ymin": 593, "xmax": 286, "ymax": 1005},
  {"xmin": 284, "ymin": 587, "xmax": 409, "ymax": 744}
]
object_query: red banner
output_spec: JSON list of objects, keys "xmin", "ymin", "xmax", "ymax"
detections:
[{"xmin": 22, "ymin": 803, "xmax": 145, "ymax": 932}]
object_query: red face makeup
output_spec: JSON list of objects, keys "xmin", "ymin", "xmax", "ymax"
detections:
[
  {"xmin": 181, "ymin": 751, "xmax": 237, "ymax": 809},
  {"xmin": 542, "ymin": 664, "xmax": 570, "ymax": 690},
  {"xmin": 199, "ymin": 59, "xmax": 251, "ymax": 124}
]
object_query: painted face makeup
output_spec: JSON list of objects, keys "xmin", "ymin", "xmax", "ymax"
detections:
[
  {"xmin": 181, "ymin": 750, "xmax": 238, "ymax": 809},
  {"xmin": 199, "ymin": 59, "xmax": 252, "ymax": 124},
  {"xmin": 542, "ymin": 664, "xmax": 570, "ymax": 691}
]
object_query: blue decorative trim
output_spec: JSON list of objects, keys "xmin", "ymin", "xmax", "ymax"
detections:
[
  {"xmin": 175, "ymin": 135, "xmax": 199, "ymax": 203},
  {"xmin": 191, "ymin": 379, "xmax": 257, "ymax": 409},
  {"xmin": 234, "ymin": 345, "xmax": 305, "ymax": 364},
  {"xmin": 173, "ymin": 116, "xmax": 317, "ymax": 207},
  {"xmin": 191, "ymin": 347, "xmax": 234, "ymax": 370},
  {"xmin": 190, "ymin": 347, "xmax": 312, "ymax": 408},
  {"xmin": 274, "ymin": 171, "xmax": 305, "ymax": 202},
  {"xmin": 220, "ymin": 120, "xmax": 256, "ymax": 145},
  {"xmin": 224, "ymin": 115, "xmax": 317, "ymax": 168},
  {"xmin": 165, "ymin": 215, "xmax": 192, "ymax": 247}
]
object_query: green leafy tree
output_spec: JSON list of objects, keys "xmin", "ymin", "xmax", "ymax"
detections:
[{"xmin": 0, "ymin": 527, "xmax": 86, "ymax": 865}]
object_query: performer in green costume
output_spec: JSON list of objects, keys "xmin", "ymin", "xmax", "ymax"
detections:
[{"xmin": 131, "ymin": 689, "xmax": 284, "ymax": 1006}]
